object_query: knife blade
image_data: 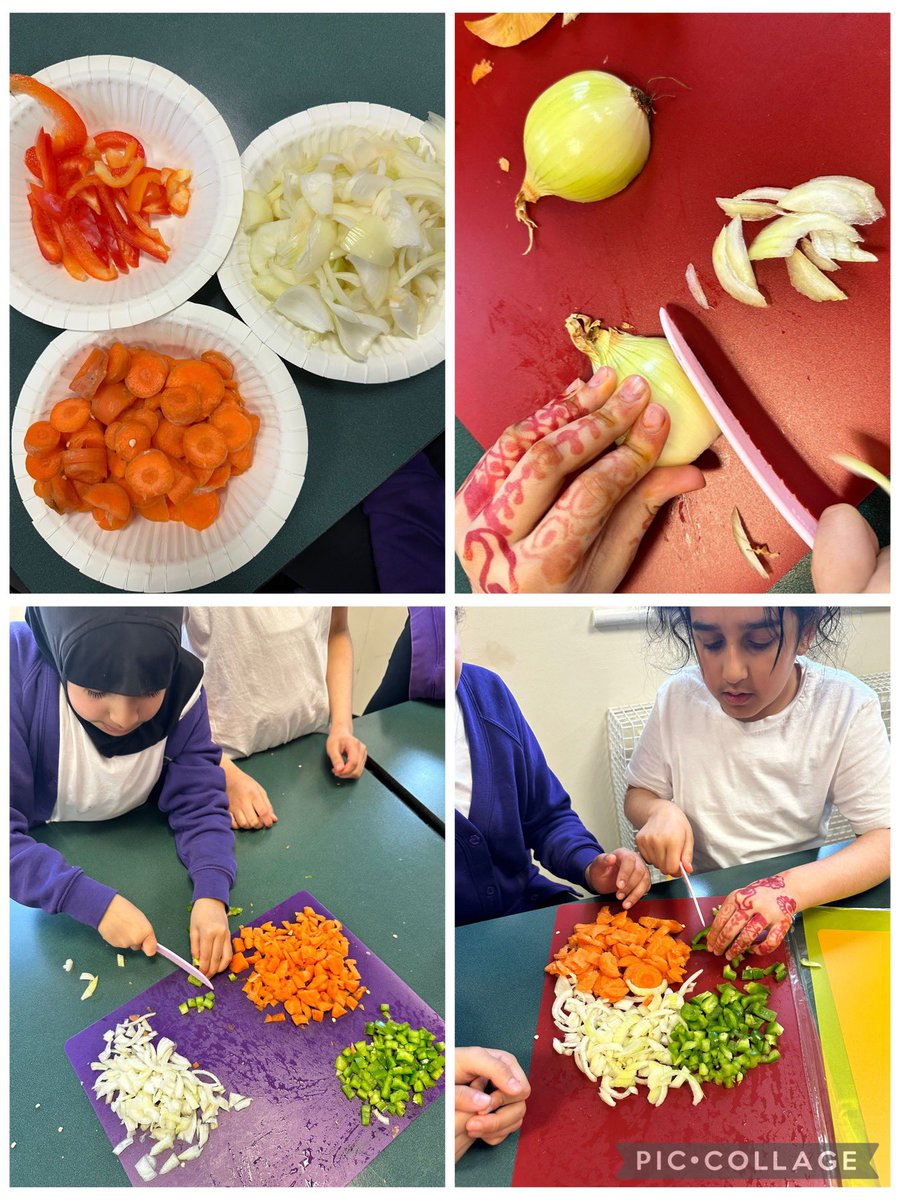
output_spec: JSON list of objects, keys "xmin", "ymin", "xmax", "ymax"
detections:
[
  {"xmin": 679, "ymin": 864, "xmax": 705, "ymax": 929},
  {"xmin": 659, "ymin": 305, "xmax": 819, "ymax": 548},
  {"xmin": 156, "ymin": 943, "xmax": 215, "ymax": 991}
]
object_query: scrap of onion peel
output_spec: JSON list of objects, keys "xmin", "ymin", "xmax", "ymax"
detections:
[
  {"xmin": 731, "ymin": 508, "xmax": 774, "ymax": 578},
  {"xmin": 471, "ymin": 59, "xmax": 493, "ymax": 85}
]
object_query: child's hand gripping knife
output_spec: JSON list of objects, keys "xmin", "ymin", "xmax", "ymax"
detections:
[
  {"xmin": 190, "ymin": 897, "xmax": 232, "ymax": 978},
  {"xmin": 584, "ymin": 848, "xmax": 651, "ymax": 910},
  {"xmin": 98, "ymin": 894, "xmax": 158, "ymax": 955},
  {"xmin": 455, "ymin": 1047, "xmax": 531, "ymax": 1162},
  {"xmin": 707, "ymin": 875, "xmax": 798, "ymax": 960},
  {"xmin": 633, "ymin": 794, "xmax": 696, "ymax": 879}
]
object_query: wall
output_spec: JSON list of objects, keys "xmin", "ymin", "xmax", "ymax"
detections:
[{"xmin": 458, "ymin": 605, "xmax": 890, "ymax": 852}]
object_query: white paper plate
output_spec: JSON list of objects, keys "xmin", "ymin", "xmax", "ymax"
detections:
[
  {"xmin": 13, "ymin": 302, "xmax": 308, "ymax": 592},
  {"xmin": 218, "ymin": 101, "xmax": 445, "ymax": 384},
  {"xmin": 10, "ymin": 57, "xmax": 243, "ymax": 330}
]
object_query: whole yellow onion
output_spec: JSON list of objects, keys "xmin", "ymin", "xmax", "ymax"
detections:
[{"xmin": 516, "ymin": 70, "xmax": 652, "ymax": 252}]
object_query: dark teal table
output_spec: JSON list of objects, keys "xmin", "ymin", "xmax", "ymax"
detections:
[
  {"xmin": 10, "ymin": 13, "xmax": 444, "ymax": 593},
  {"xmin": 356, "ymin": 701, "xmax": 445, "ymax": 827},
  {"xmin": 455, "ymin": 845, "xmax": 889, "ymax": 1186},
  {"xmin": 10, "ymin": 730, "xmax": 444, "ymax": 1187}
]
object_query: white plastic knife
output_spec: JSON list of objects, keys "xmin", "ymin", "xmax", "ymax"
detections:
[
  {"xmin": 679, "ymin": 864, "xmax": 705, "ymax": 928},
  {"xmin": 156, "ymin": 943, "xmax": 215, "ymax": 991},
  {"xmin": 660, "ymin": 305, "xmax": 819, "ymax": 548}
]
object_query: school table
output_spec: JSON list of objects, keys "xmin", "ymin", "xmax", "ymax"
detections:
[
  {"xmin": 355, "ymin": 701, "xmax": 445, "ymax": 829},
  {"xmin": 10, "ymin": 729, "xmax": 444, "ymax": 1187},
  {"xmin": 10, "ymin": 12, "xmax": 444, "ymax": 593},
  {"xmin": 455, "ymin": 843, "xmax": 889, "ymax": 1187}
]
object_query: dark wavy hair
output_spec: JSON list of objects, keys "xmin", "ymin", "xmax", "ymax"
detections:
[{"xmin": 648, "ymin": 607, "xmax": 844, "ymax": 670}]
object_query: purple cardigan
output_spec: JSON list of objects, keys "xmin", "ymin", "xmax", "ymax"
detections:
[
  {"xmin": 455, "ymin": 663, "xmax": 603, "ymax": 926},
  {"xmin": 10, "ymin": 622, "xmax": 236, "ymax": 929}
]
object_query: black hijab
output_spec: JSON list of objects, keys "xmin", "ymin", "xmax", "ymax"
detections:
[{"xmin": 26, "ymin": 607, "xmax": 203, "ymax": 758}]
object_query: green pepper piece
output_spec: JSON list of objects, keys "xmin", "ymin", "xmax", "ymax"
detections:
[
  {"xmin": 360, "ymin": 1104, "xmax": 371, "ymax": 1126},
  {"xmin": 722, "ymin": 964, "xmax": 737, "ymax": 981}
]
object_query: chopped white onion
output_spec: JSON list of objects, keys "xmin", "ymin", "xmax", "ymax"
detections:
[
  {"xmin": 134, "ymin": 1155, "xmax": 157, "ymax": 1182},
  {"xmin": 731, "ymin": 508, "xmax": 770, "ymax": 578},
  {"xmin": 684, "ymin": 262, "xmax": 710, "ymax": 310}
]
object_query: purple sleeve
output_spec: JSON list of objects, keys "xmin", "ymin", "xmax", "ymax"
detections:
[
  {"xmin": 158, "ymin": 690, "xmax": 236, "ymax": 906},
  {"xmin": 9, "ymin": 631, "xmax": 116, "ymax": 928},
  {"xmin": 409, "ymin": 607, "xmax": 445, "ymax": 701},
  {"xmin": 515, "ymin": 704, "xmax": 603, "ymax": 888}
]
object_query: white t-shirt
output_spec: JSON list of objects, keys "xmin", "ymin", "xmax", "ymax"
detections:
[
  {"xmin": 455, "ymin": 694, "xmax": 473, "ymax": 819},
  {"xmin": 625, "ymin": 659, "xmax": 890, "ymax": 871},
  {"xmin": 183, "ymin": 608, "xmax": 331, "ymax": 759},
  {"xmin": 51, "ymin": 682, "xmax": 202, "ymax": 822}
]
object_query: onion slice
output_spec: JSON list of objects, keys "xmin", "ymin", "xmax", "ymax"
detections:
[
  {"xmin": 684, "ymin": 262, "xmax": 710, "ymax": 310},
  {"xmin": 731, "ymin": 508, "xmax": 770, "ymax": 578},
  {"xmin": 712, "ymin": 219, "xmax": 766, "ymax": 307},
  {"xmin": 748, "ymin": 212, "xmax": 862, "ymax": 261},
  {"xmin": 786, "ymin": 249, "xmax": 847, "ymax": 302}
]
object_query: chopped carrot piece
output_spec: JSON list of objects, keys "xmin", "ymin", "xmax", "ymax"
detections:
[
  {"xmin": 50, "ymin": 397, "xmax": 91, "ymax": 433},
  {"xmin": 61, "ymin": 446, "xmax": 107, "ymax": 484},
  {"xmin": 136, "ymin": 495, "xmax": 169, "ymax": 522},
  {"xmin": 124, "ymin": 449, "xmax": 175, "ymax": 499},
  {"xmin": 264, "ymin": 1013, "xmax": 286, "ymax": 1024},
  {"xmin": 91, "ymin": 381, "xmax": 133, "ymax": 425},
  {"xmin": 104, "ymin": 342, "xmax": 131, "ymax": 384},
  {"xmin": 166, "ymin": 358, "xmax": 225, "ymax": 416},
  {"xmin": 151, "ymin": 418, "xmax": 185, "ymax": 460},
  {"xmin": 160, "ymin": 385, "xmax": 202, "ymax": 426},
  {"xmin": 183, "ymin": 423, "xmax": 228, "ymax": 470},
  {"xmin": 125, "ymin": 351, "xmax": 168, "ymax": 399},
  {"xmin": 210, "ymin": 405, "xmax": 252, "ymax": 452},
  {"xmin": 26, "ymin": 451, "xmax": 64, "ymax": 481},
  {"xmin": 24, "ymin": 421, "xmax": 61, "ymax": 455},
  {"xmin": 82, "ymin": 481, "xmax": 131, "ymax": 524},
  {"xmin": 201, "ymin": 349, "xmax": 235, "ymax": 380},
  {"xmin": 114, "ymin": 421, "xmax": 152, "ymax": 462},
  {"xmin": 175, "ymin": 490, "xmax": 219, "ymax": 531},
  {"xmin": 69, "ymin": 348, "xmax": 109, "ymax": 399}
]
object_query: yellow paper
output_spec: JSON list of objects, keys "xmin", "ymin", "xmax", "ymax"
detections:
[{"xmin": 817, "ymin": 929, "xmax": 889, "ymax": 1185}]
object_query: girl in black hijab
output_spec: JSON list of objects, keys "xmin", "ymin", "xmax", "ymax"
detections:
[{"xmin": 11, "ymin": 607, "xmax": 236, "ymax": 978}]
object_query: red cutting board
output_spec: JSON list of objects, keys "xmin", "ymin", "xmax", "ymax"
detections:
[
  {"xmin": 512, "ymin": 898, "xmax": 832, "ymax": 1187},
  {"xmin": 456, "ymin": 13, "xmax": 890, "ymax": 592}
]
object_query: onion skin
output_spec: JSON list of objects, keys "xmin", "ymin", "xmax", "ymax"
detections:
[
  {"xmin": 566, "ymin": 313, "xmax": 719, "ymax": 466},
  {"xmin": 517, "ymin": 71, "xmax": 652, "ymax": 252}
]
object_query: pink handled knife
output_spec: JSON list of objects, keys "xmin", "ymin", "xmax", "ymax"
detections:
[
  {"xmin": 659, "ymin": 306, "xmax": 818, "ymax": 548},
  {"xmin": 156, "ymin": 943, "xmax": 215, "ymax": 991}
]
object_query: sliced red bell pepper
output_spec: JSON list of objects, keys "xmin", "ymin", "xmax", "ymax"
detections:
[
  {"xmin": 24, "ymin": 144, "xmax": 41, "ymax": 179},
  {"xmin": 59, "ymin": 212, "xmax": 117, "ymax": 281},
  {"xmin": 28, "ymin": 183, "xmax": 68, "ymax": 223},
  {"xmin": 34, "ymin": 128, "xmax": 58, "ymax": 193},
  {"xmin": 93, "ymin": 130, "xmax": 145, "ymax": 160},
  {"xmin": 52, "ymin": 219, "xmax": 88, "ymax": 281},
  {"xmin": 127, "ymin": 167, "xmax": 162, "ymax": 214},
  {"xmin": 94, "ymin": 156, "xmax": 145, "ymax": 189},
  {"xmin": 10, "ymin": 74, "xmax": 87, "ymax": 157},
  {"xmin": 26, "ymin": 192, "xmax": 63, "ymax": 263},
  {"xmin": 68, "ymin": 196, "xmax": 112, "ymax": 269},
  {"xmin": 97, "ymin": 211, "xmax": 128, "ymax": 272},
  {"xmin": 96, "ymin": 184, "xmax": 169, "ymax": 261}
]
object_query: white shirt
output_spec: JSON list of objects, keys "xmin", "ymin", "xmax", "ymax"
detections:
[
  {"xmin": 51, "ymin": 683, "xmax": 202, "ymax": 822},
  {"xmin": 454, "ymin": 694, "xmax": 473, "ymax": 819},
  {"xmin": 625, "ymin": 659, "xmax": 890, "ymax": 871},
  {"xmin": 183, "ymin": 607, "xmax": 331, "ymax": 759}
]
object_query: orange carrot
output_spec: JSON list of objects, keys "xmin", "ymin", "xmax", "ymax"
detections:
[
  {"xmin": 83, "ymin": 482, "xmax": 132, "ymax": 524},
  {"xmin": 24, "ymin": 421, "xmax": 60, "ymax": 455},
  {"xmin": 61, "ymin": 446, "xmax": 108, "ymax": 484},
  {"xmin": 160, "ymin": 384, "xmax": 202, "ymax": 426},
  {"xmin": 137, "ymin": 495, "xmax": 170, "ymax": 522},
  {"xmin": 104, "ymin": 342, "xmax": 131, "ymax": 384},
  {"xmin": 166, "ymin": 359, "xmax": 225, "ymax": 416},
  {"xmin": 166, "ymin": 456, "xmax": 198, "ymax": 505},
  {"xmin": 118, "ymin": 404, "xmax": 160, "ymax": 437},
  {"xmin": 174, "ymin": 490, "xmax": 219, "ymax": 531},
  {"xmin": 91, "ymin": 381, "xmax": 133, "ymax": 425},
  {"xmin": 26, "ymin": 451, "xmax": 63, "ymax": 481},
  {"xmin": 69, "ymin": 348, "xmax": 109, "ymax": 399},
  {"xmin": 114, "ymin": 421, "xmax": 152, "ymax": 462},
  {"xmin": 93, "ymin": 508, "xmax": 129, "ymax": 531},
  {"xmin": 210, "ymin": 406, "xmax": 252, "ymax": 452},
  {"xmin": 124, "ymin": 449, "xmax": 175, "ymax": 498},
  {"xmin": 545, "ymin": 906, "xmax": 690, "ymax": 997},
  {"xmin": 198, "ymin": 461, "xmax": 231, "ymax": 492},
  {"xmin": 125, "ymin": 351, "xmax": 168, "ymax": 399},
  {"xmin": 49, "ymin": 397, "xmax": 91, "ymax": 434},
  {"xmin": 183, "ymin": 423, "xmax": 228, "ymax": 470},
  {"xmin": 264, "ymin": 1013, "xmax": 286, "ymax": 1024},
  {"xmin": 152, "ymin": 418, "xmax": 186, "ymax": 460},
  {"xmin": 201, "ymin": 350, "xmax": 235, "ymax": 380}
]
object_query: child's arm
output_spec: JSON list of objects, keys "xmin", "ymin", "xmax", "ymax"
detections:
[
  {"xmin": 221, "ymin": 753, "xmax": 277, "ymax": 830},
  {"xmin": 157, "ymin": 690, "xmax": 236, "ymax": 976},
  {"xmin": 325, "ymin": 607, "xmax": 367, "ymax": 779},
  {"xmin": 625, "ymin": 787, "xmax": 696, "ymax": 877}
]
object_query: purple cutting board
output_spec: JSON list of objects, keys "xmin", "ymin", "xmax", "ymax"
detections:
[{"xmin": 65, "ymin": 891, "xmax": 444, "ymax": 1187}]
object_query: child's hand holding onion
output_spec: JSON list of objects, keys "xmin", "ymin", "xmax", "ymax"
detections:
[{"xmin": 455, "ymin": 370, "xmax": 705, "ymax": 594}]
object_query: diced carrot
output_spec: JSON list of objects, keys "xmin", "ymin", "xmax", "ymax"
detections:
[
  {"xmin": 69, "ymin": 348, "xmax": 109, "ymax": 399},
  {"xmin": 124, "ymin": 449, "xmax": 175, "ymax": 499},
  {"xmin": 24, "ymin": 421, "xmax": 60, "ymax": 455},
  {"xmin": 264, "ymin": 1013, "xmax": 286, "ymax": 1024},
  {"xmin": 183, "ymin": 423, "xmax": 228, "ymax": 470},
  {"xmin": 50, "ymin": 397, "xmax": 91, "ymax": 433},
  {"xmin": 230, "ymin": 953, "xmax": 249, "ymax": 974},
  {"xmin": 125, "ymin": 351, "xmax": 168, "ymax": 398},
  {"xmin": 232, "ymin": 938, "xmax": 245, "ymax": 954},
  {"xmin": 104, "ymin": 342, "xmax": 131, "ymax": 384}
]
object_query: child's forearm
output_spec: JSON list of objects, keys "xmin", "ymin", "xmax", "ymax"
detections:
[
  {"xmin": 784, "ymin": 828, "xmax": 890, "ymax": 910},
  {"xmin": 326, "ymin": 607, "xmax": 354, "ymax": 733},
  {"xmin": 624, "ymin": 786, "xmax": 669, "ymax": 829}
]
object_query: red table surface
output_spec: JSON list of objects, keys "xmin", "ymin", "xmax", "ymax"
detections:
[
  {"xmin": 512, "ymin": 898, "xmax": 832, "ymax": 1188},
  {"xmin": 456, "ymin": 13, "xmax": 890, "ymax": 592}
]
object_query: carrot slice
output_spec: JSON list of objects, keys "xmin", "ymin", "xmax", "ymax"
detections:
[
  {"xmin": 104, "ymin": 342, "xmax": 131, "ymax": 384},
  {"xmin": 210, "ymin": 406, "xmax": 252, "ymax": 452},
  {"xmin": 61, "ymin": 446, "xmax": 108, "ymax": 484},
  {"xmin": 50, "ymin": 397, "xmax": 91, "ymax": 433},
  {"xmin": 117, "ymin": 405, "xmax": 159, "ymax": 437},
  {"xmin": 82, "ymin": 481, "xmax": 132, "ymax": 523},
  {"xmin": 198, "ymin": 462, "xmax": 231, "ymax": 492},
  {"xmin": 108, "ymin": 453, "xmax": 127, "ymax": 480},
  {"xmin": 92, "ymin": 508, "xmax": 129, "ymax": 531},
  {"xmin": 183, "ymin": 423, "xmax": 228, "ymax": 470},
  {"xmin": 624, "ymin": 962, "xmax": 665, "ymax": 991},
  {"xmin": 137, "ymin": 495, "xmax": 170, "ymax": 522},
  {"xmin": 24, "ymin": 421, "xmax": 60, "ymax": 455},
  {"xmin": 166, "ymin": 457, "xmax": 198, "ymax": 505},
  {"xmin": 91, "ymin": 381, "xmax": 133, "ymax": 425},
  {"xmin": 175, "ymin": 490, "xmax": 219, "ymax": 531},
  {"xmin": 201, "ymin": 349, "xmax": 235, "ymax": 380},
  {"xmin": 166, "ymin": 359, "xmax": 225, "ymax": 416},
  {"xmin": 26, "ymin": 451, "xmax": 64, "ymax": 481},
  {"xmin": 69, "ymin": 348, "xmax": 109, "ymax": 399},
  {"xmin": 152, "ymin": 418, "xmax": 186, "ymax": 459},
  {"xmin": 160, "ymin": 385, "xmax": 202, "ymax": 426},
  {"xmin": 125, "ymin": 351, "xmax": 168, "ymax": 399},
  {"xmin": 124, "ymin": 449, "xmax": 175, "ymax": 498},
  {"xmin": 114, "ymin": 421, "xmax": 152, "ymax": 462}
]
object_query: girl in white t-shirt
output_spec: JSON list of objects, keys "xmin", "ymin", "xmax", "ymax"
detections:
[
  {"xmin": 183, "ymin": 608, "xmax": 367, "ymax": 831},
  {"xmin": 625, "ymin": 606, "xmax": 889, "ymax": 960}
]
